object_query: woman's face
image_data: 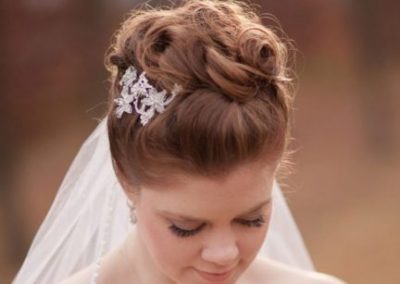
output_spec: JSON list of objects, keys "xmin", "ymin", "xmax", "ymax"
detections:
[{"xmin": 134, "ymin": 162, "xmax": 276, "ymax": 284}]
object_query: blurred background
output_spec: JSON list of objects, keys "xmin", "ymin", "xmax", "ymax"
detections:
[{"xmin": 1, "ymin": 0, "xmax": 399, "ymax": 283}]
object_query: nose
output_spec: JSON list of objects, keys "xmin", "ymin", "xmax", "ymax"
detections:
[{"xmin": 201, "ymin": 228, "xmax": 239, "ymax": 266}]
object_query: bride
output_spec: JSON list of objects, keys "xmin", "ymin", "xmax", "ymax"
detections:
[{"xmin": 13, "ymin": 1, "xmax": 345, "ymax": 283}]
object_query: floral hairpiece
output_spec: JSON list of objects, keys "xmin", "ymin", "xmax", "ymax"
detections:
[{"xmin": 114, "ymin": 66, "xmax": 181, "ymax": 126}]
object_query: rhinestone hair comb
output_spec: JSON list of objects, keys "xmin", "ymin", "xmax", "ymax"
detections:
[{"xmin": 114, "ymin": 66, "xmax": 181, "ymax": 125}]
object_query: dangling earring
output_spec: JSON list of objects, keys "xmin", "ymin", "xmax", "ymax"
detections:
[{"xmin": 126, "ymin": 199, "xmax": 137, "ymax": 224}]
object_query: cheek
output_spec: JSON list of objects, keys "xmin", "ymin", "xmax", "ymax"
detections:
[{"xmin": 137, "ymin": 207, "xmax": 199, "ymax": 275}]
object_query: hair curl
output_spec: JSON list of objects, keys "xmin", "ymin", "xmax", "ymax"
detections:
[{"xmin": 105, "ymin": 0, "xmax": 295, "ymax": 188}]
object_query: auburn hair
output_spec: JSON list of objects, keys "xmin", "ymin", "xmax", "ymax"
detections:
[{"xmin": 105, "ymin": 0, "xmax": 294, "ymax": 188}]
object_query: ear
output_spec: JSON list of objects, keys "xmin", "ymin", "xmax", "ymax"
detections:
[
  {"xmin": 121, "ymin": 180, "xmax": 140, "ymax": 205},
  {"xmin": 123, "ymin": 187, "xmax": 139, "ymax": 207}
]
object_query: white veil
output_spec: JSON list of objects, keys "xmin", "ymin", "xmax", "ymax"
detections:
[{"xmin": 13, "ymin": 117, "xmax": 314, "ymax": 284}]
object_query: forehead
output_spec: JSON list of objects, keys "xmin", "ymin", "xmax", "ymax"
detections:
[{"xmin": 140, "ymin": 163, "xmax": 276, "ymax": 217}]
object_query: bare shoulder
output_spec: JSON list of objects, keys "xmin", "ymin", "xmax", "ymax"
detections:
[
  {"xmin": 57, "ymin": 264, "xmax": 95, "ymax": 284},
  {"xmin": 245, "ymin": 257, "xmax": 347, "ymax": 284}
]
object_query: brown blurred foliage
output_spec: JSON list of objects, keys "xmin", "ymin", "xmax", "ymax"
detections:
[{"xmin": 1, "ymin": 1, "xmax": 399, "ymax": 283}]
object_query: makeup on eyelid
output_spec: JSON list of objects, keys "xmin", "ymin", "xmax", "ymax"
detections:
[{"xmin": 166, "ymin": 211, "xmax": 269, "ymax": 239}]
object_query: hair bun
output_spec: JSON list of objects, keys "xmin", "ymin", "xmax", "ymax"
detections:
[
  {"xmin": 106, "ymin": 0, "xmax": 294, "ymax": 187},
  {"xmin": 237, "ymin": 26, "xmax": 288, "ymax": 83},
  {"xmin": 201, "ymin": 24, "xmax": 289, "ymax": 102}
]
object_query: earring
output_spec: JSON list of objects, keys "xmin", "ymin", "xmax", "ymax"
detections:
[{"xmin": 126, "ymin": 199, "xmax": 137, "ymax": 224}]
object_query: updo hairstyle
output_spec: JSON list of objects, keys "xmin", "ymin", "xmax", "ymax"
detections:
[{"xmin": 105, "ymin": 0, "xmax": 294, "ymax": 188}]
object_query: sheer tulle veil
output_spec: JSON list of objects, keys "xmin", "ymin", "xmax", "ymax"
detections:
[{"xmin": 13, "ymin": 117, "xmax": 314, "ymax": 284}]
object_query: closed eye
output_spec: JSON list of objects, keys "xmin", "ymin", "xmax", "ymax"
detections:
[
  {"xmin": 169, "ymin": 223, "xmax": 205, "ymax": 238},
  {"xmin": 235, "ymin": 216, "xmax": 266, "ymax": 227},
  {"xmin": 168, "ymin": 216, "xmax": 266, "ymax": 238}
]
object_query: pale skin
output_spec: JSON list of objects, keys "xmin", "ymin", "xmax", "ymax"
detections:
[{"xmin": 59, "ymin": 162, "xmax": 346, "ymax": 284}]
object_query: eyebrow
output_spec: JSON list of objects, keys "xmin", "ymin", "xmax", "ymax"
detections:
[{"xmin": 158, "ymin": 198, "xmax": 272, "ymax": 223}]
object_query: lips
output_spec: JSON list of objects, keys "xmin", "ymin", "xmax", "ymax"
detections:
[{"xmin": 194, "ymin": 267, "xmax": 234, "ymax": 282}]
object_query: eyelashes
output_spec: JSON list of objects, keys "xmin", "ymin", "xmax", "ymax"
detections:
[
  {"xmin": 168, "ymin": 216, "xmax": 266, "ymax": 238},
  {"xmin": 236, "ymin": 216, "xmax": 266, "ymax": 228},
  {"xmin": 169, "ymin": 223, "xmax": 206, "ymax": 238}
]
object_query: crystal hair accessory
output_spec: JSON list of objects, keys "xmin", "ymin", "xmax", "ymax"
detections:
[{"xmin": 114, "ymin": 65, "xmax": 181, "ymax": 125}]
